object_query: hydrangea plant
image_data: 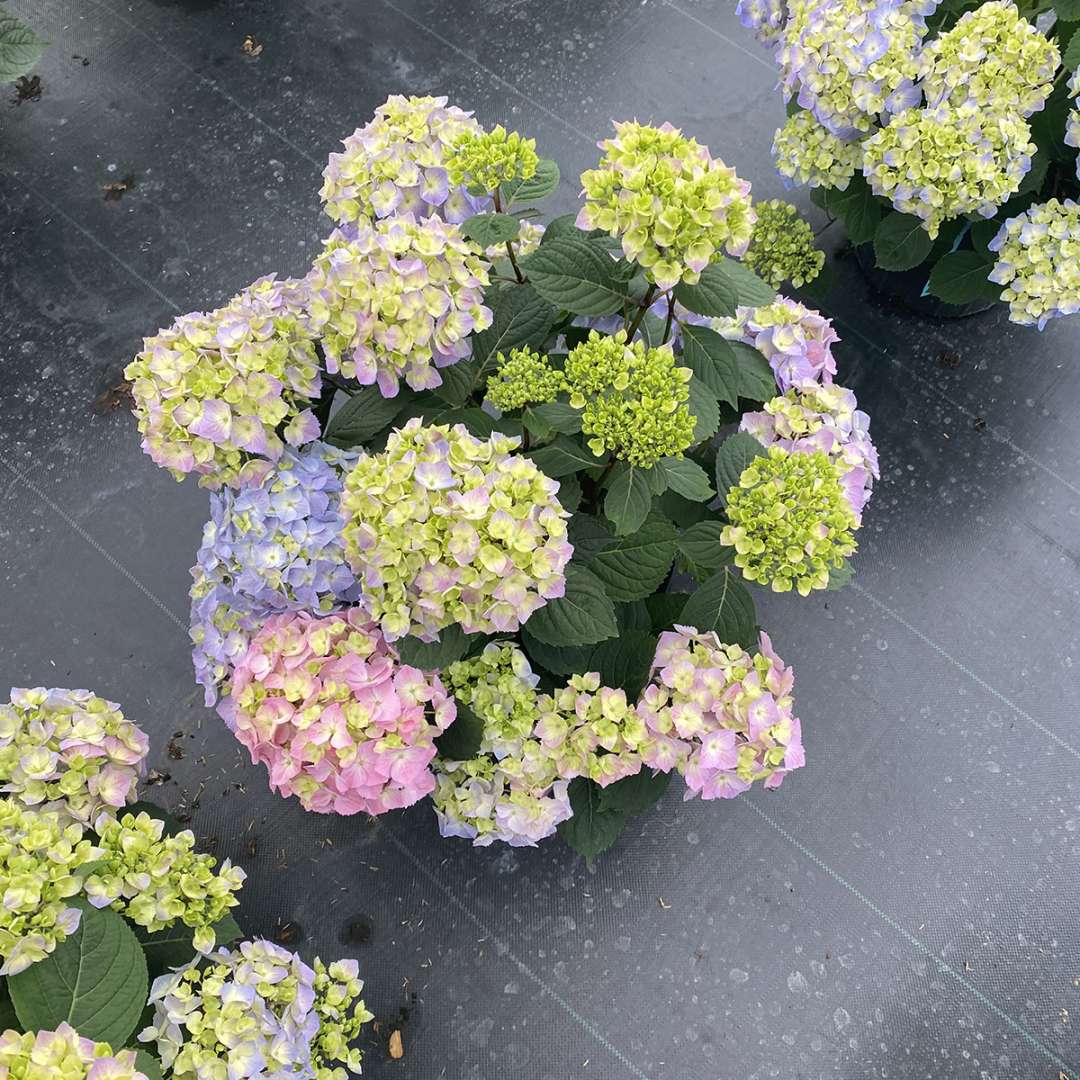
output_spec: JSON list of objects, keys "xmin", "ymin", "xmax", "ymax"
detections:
[
  {"xmin": 0, "ymin": 687, "xmax": 372, "ymax": 1080},
  {"xmin": 127, "ymin": 98, "xmax": 880, "ymax": 857},
  {"xmin": 743, "ymin": 0, "xmax": 1080, "ymax": 326}
]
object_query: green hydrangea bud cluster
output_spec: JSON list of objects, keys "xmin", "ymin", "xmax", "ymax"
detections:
[
  {"xmin": 772, "ymin": 110, "xmax": 864, "ymax": 190},
  {"xmin": 743, "ymin": 200, "xmax": 824, "ymax": 288},
  {"xmin": 919, "ymin": 1, "xmax": 1059, "ymax": 119},
  {"xmin": 721, "ymin": 447, "xmax": 858, "ymax": 595},
  {"xmin": 0, "ymin": 1025, "xmax": 149, "ymax": 1080},
  {"xmin": 988, "ymin": 198, "xmax": 1080, "ymax": 328},
  {"xmin": 563, "ymin": 330, "xmax": 695, "ymax": 467},
  {"xmin": 446, "ymin": 125, "xmax": 539, "ymax": 192},
  {"xmin": 485, "ymin": 346, "xmax": 564, "ymax": 412},
  {"xmin": 861, "ymin": 103, "xmax": 1035, "ymax": 238},
  {"xmin": 83, "ymin": 811, "xmax": 245, "ymax": 952},
  {"xmin": 311, "ymin": 958, "xmax": 375, "ymax": 1080},
  {"xmin": 577, "ymin": 121, "xmax": 755, "ymax": 289},
  {"xmin": 0, "ymin": 803, "xmax": 99, "ymax": 976}
]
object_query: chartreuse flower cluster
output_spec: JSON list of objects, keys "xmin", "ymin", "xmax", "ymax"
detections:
[
  {"xmin": 0, "ymin": 1025, "xmax": 149, "ymax": 1080},
  {"xmin": 988, "ymin": 199, "xmax": 1080, "ymax": 328},
  {"xmin": 188, "ymin": 441, "xmax": 361, "ymax": 705},
  {"xmin": 0, "ymin": 687, "xmax": 148, "ymax": 827},
  {"xmin": 772, "ymin": 109, "xmax": 864, "ymax": 191},
  {"xmin": 721, "ymin": 447, "xmax": 858, "ymax": 594},
  {"xmin": 741, "ymin": 383, "xmax": 879, "ymax": 523},
  {"xmin": 83, "ymin": 811, "xmax": 246, "ymax": 952},
  {"xmin": 222, "ymin": 608, "xmax": 455, "ymax": 815},
  {"xmin": 637, "ymin": 629, "xmax": 804, "ymax": 799},
  {"xmin": 341, "ymin": 420, "xmax": 573, "ymax": 641},
  {"xmin": 125, "ymin": 275, "xmax": 322, "ymax": 490},
  {"xmin": 577, "ymin": 120, "xmax": 756, "ymax": 289},
  {"xmin": 563, "ymin": 330, "xmax": 695, "ymax": 467},
  {"xmin": 736, "ymin": 0, "xmax": 787, "ymax": 46},
  {"xmin": 485, "ymin": 346, "xmax": 564, "ymax": 412},
  {"xmin": 0, "ymin": 802, "xmax": 98, "ymax": 976},
  {"xmin": 743, "ymin": 200, "xmax": 824, "ymax": 289},
  {"xmin": 306, "ymin": 215, "xmax": 492, "ymax": 397},
  {"xmin": 446, "ymin": 125, "xmax": 539, "ymax": 192},
  {"xmin": 862, "ymin": 103, "xmax": 1034, "ymax": 239},
  {"xmin": 717, "ymin": 298, "xmax": 839, "ymax": 390},
  {"xmin": 919, "ymin": 1, "xmax": 1058, "ymax": 118},
  {"xmin": 320, "ymin": 94, "xmax": 489, "ymax": 224},
  {"xmin": 140, "ymin": 938, "xmax": 372, "ymax": 1080}
]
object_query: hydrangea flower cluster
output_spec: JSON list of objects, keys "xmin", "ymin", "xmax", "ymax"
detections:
[
  {"xmin": 776, "ymin": 0, "xmax": 929, "ymax": 137},
  {"xmin": 0, "ymin": 802, "xmax": 98, "ymax": 976},
  {"xmin": 861, "ymin": 103, "xmax": 1034, "ymax": 237},
  {"xmin": 140, "ymin": 938, "xmax": 371, "ymax": 1080},
  {"xmin": 717, "ymin": 298, "xmax": 840, "ymax": 391},
  {"xmin": 1067, "ymin": 70, "xmax": 1080, "ymax": 169},
  {"xmin": 446, "ymin": 125, "xmax": 539, "ymax": 192},
  {"xmin": 577, "ymin": 121, "xmax": 756, "ymax": 289},
  {"xmin": 743, "ymin": 200, "xmax": 824, "ymax": 288},
  {"xmin": 485, "ymin": 346, "xmax": 565, "ymax": 412},
  {"xmin": 721, "ymin": 448, "xmax": 858, "ymax": 594},
  {"xmin": 988, "ymin": 199, "xmax": 1080, "ymax": 328},
  {"xmin": 125, "ymin": 275, "xmax": 322, "ymax": 490},
  {"xmin": 320, "ymin": 94, "xmax": 489, "ymax": 225},
  {"xmin": 637, "ymin": 629, "xmax": 804, "ymax": 799},
  {"xmin": 83, "ymin": 811, "xmax": 246, "ymax": 952},
  {"xmin": 772, "ymin": 109, "xmax": 864, "ymax": 190},
  {"xmin": 741, "ymin": 384, "xmax": 879, "ymax": 522},
  {"xmin": 736, "ymin": 0, "xmax": 788, "ymax": 46},
  {"xmin": 563, "ymin": 330, "xmax": 695, "ymax": 467},
  {"xmin": 434, "ymin": 644, "xmax": 572, "ymax": 847},
  {"xmin": 188, "ymin": 441, "xmax": 361, "ymax": 705},
  {"xmin": 306, "ymin": 215, "xmax": 492, "ymax": 397},
  {"xmin": 919, "ymin": 0, "xmax": 1058, "ymax": 118},
  {"xmin": 0, "ymin": 687, "xmax": 148, "ymax": 827},
  {"xmin": 221, "ymin": 608, "xmax": 454, "ymax": 815},
  {"xmin": 341, "ymin": 419, "xmax": 573, "ymax": 641},
  {"xmin": 0, "ymin": 1025, "xmax": 149, "ymax": 1080}
]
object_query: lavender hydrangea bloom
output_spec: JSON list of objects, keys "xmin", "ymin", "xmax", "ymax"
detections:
[
  {"xmin": 737, "ymin": 0, "xmax": 789, "ymax": 47},
  {"xmin": 189, "ymin": 441, "xmax": 361, "ymax": 705}
]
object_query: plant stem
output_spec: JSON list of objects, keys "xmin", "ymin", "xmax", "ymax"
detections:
[
  {"xmin": 626, "ymin": 283, "xmax": 659, "ymax": 341},
  {"xmin": 661, "ymin": 292, "xmax": 676, "ymax": 345},
  {"xmin": 492, "ymin": 187, "xmax": 526, "ymax": 283}
]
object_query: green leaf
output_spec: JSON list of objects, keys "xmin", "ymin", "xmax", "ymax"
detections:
[
  {"xmin": 603, "ymin": 463, "xmax": 653, "ymax": 536},
  {"xmin": 1064, "ymin": 24, "xmax": 1080, "ymax": 69},
  {"xmin": 522, "ymin": 565, "xmax": 618, "ymax": 647},
  {"xmin": 501, "ymin": 158, "xmax": 561, "ymax": 207},
  {"xmin": 519, "ymin": 630, "xmax": 594, "ymax": 676},
  {"xmin": 567, "ymin": 512, "xmax": 615, "ymax": 562},
  {"xmin": 687, "ymin": 377, "xmax": 720, "ymax": 444},
  {"xmin": 430, "ymin": 359, "xmax": 479, "ymax": 407},
  {"xmin": 714, "ymin": 432, "xmax": 767, "ymax": 506},
  {"xmin": 658, "ymin": 457, "xmax": 714, "ymax": 502},
  {"xmin": 529, "ymin": 434, "xmax": 600, "ymax": 477},
  {"xmin": 825, "ymin": 174, "xmax": 883, "ymax": 245},
  {"xmin": 615, "ymin": 600, "xmax": 653, "ymax": 633},
  {"xmin": 970, "ymin": 219, "xmax": 1001, "ymax": 255},
  {"xmin": 656, "ymin": 489, "xmax": 710, "ymax": 528},
  {"xmin": 460, "ymin": 213, "xmax": 520, "ymax": 247},
  {"xmin": 711, "ymin": 257, "xmax": 777, "ymax": 307},
  {"xmin": 324, "ymin": 385, "xmax": 405, "ymax": 448},
  {"xmin": 586, "ymin": 631, "xmax": 658, "ymax": 700},
  {"xmin": 1031, "ymin": 86, "xmax": 1073, "ymax": 163},
  {"xmin": 434, "ymin": 700, "xmax": 485, "ymax": 761},
  {"xmin": 597, "ymin": 769, "xmax": 671, "ymax": 816},
  {"xmin": 556, "ymin": 473, "xmax": 582, "ymax": 511},
  {"xmin": 873, "ymin": 212, "xmax": 933, "ymax": 272},
  {"xmin": 681, "ymin": 325, "xmax": 775, "ymax": 409},
  {"xmin": 523, "ymin": 401, "xmax": 582, "ymax": 436},
  {"xmin": 395, "ymin": 626, "xmax": 471, "ymax": 671},
  {"xmin": 927, "ymin": 250, "xmax": 1001, "ymax": 305},
  {"xmin": 1016, "ymin": 150, "xmax": 1049, "ymax": 198},
  {"xmin": 135, "ymin": 914, "xmax": 241, "ymax": 979},
  {"xmin": 132, "ymin": 1050, "xmax": 165, "ymax": 1080},
  {"xmin": 520, "ymin": 236, "xmax": 628, "ymax": 315},
  {"xmin": 0, "ymin": 978, "xmax": 20, "ymax": 1033},
  {"xmin": 0, "ymin": 12, "xmax": 46, "ymax": 82},
  {"xmin": 672, "ymin": 263, "xmax": 739, "ymax": 317},
  {"xmin": 9, "ymin": 904, "xmax": 147, "ymax": 1047},
  {"xmin": 588, "ymin": 516, "xmax": 678, "ymax": 601},
  {"xmin": 645, "ymin": 591, "xmax": 689, "ymax": 632},
  {"xmin": 472, "ymin": 283, "xmax": 555, "ymax": 372},
  {"xmin": 677, "ymin": 520, "xmax": 733, "ymax": 570},
  {"xmin": 557, "ymin": 778, "xmax": 628, "ymax": 858},
  {"xmin": 678, "ymin": 568, "xmax": 757, "ymax": 647},
  {"xmin": 1055, "ymin": 0, "xmax": 1080, "ymax": 20},
  {"xmin": 542, "ymin": 213, "xmax": 605, "ymax": 244}
]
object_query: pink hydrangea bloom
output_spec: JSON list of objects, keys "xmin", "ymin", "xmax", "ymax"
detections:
[
  {"xmin": 221, "ymin": 609, "xmax": 455, "ymax": 815},
  {"xmin": 637, "ymin": 627, "xmax": 805, "ymax": 800}
]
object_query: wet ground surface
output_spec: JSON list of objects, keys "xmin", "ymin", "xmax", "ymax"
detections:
[{"xmin": 2, "ymin": 2, "xmax": 1079, "ymax": 1077}]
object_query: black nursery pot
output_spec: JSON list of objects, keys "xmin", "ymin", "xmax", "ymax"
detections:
[{"xmin": 854, "ymin": 243, "xmax": 996, "ymax": 319}]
